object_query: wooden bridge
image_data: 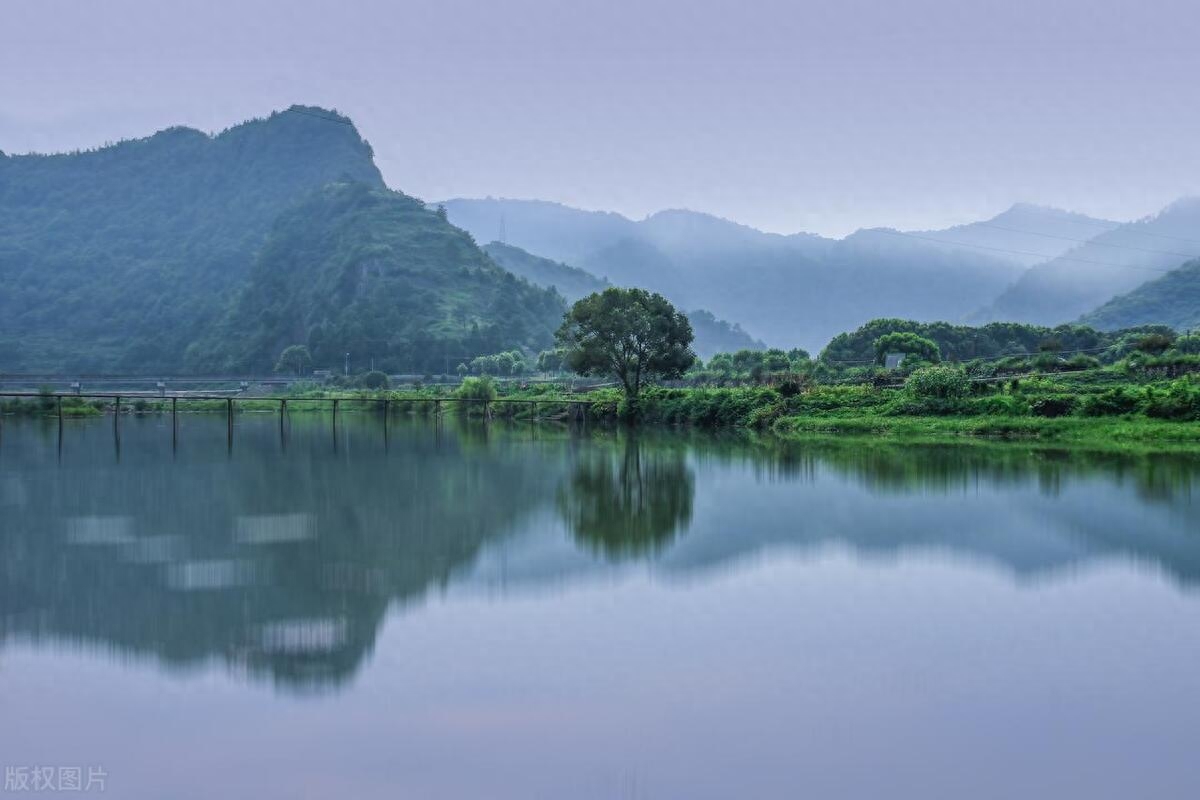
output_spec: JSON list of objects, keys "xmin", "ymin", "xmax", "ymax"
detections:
[{"xmin": 0, "ymin": 390, "xmax": 598, "ymax": 451}]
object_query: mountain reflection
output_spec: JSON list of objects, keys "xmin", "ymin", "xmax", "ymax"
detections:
[{"xmin": 1, "ymin": 416, "xmax": 1198, "ymax": 691}]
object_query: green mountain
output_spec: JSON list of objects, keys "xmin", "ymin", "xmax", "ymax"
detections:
[
  {"xmin": 186, "ymin": 183, "xmax": 565, "ymax": 373},
  {"xmin": 0, "ymin": 106, "xmax": 385, "ymax": 371},
  {"xmin": 0, "ymin": 107, "xmax": 563, "ymax": 373},
  {"xmin": 481, "ymin": 240, "xmax": 763, "ymax": 357},
  {"xmin": 1078, "ymin": 259, "xmax": 1200, "ymax": 332}
]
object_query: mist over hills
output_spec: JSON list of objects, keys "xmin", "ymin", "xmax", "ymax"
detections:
[
  {"xmin": 1078, "ymin": 259, "xmax": 1200, "ymax": 332},
  {"xmin": 445, "ymin": 198, "xmax": 1119, "ymax": 351},
  {"xmin": 974, "ymin": 197, "xmax": 1200, "ymax": 326},
  {"xmin": 482, "ymin": 241, "xmax": 764, "ymax": 357}
]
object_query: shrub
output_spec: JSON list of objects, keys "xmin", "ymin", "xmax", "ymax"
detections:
[
  {"xmin": 1080, "ymin": 387, "xmax": 1141, "ymax": 416},
  {"xmin": 1143, "ymin": 380, "xmax": 1200, "ymax": 421},
  {"xmin": 1173, "ymin": 334, "xmax": 1200, "ymax": 355},
  {"xmin": 966, "ymin": 394, "xmax": 1030, "ymax": 416},
  {"xmin": 1029, "ymin": 395, "xmax": 1078, "ymax": 418},
  {"xmin": 905, "ymin": 366, "xmax": 970, "ymax": 400},
  {"xmin": 456, "ymin": 376, "xmax": 497, "ymax": 402},
  {"xmin": 359, "ymin": 370, "xmax": 390, "ymax": 390}
]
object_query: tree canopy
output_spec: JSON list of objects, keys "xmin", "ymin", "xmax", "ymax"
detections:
[{"xmin": 556, "ymin": 288, "xmax": 695, "ymax": 409}]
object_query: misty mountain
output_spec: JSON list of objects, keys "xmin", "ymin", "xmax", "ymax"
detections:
[
  {"xmin": 1078, "ymin": 259, "xmax": 1200, "ymax": 332},
  {"xmin": 0, "ymin": 107, "xmax": 562, "ymax": 373},
  {"xmin": 974, "ymin": 197, "xmax": 1200, "ymax": 326},
  {"xmin": 481, "ymin": 240, "xmax": 763, "ymax": 357},
  {"xmin": 444, "ymin": 199, "xmax": 1045, "ymax": 352},
  {"xmin": 910, "ymin": 203, "xmax": 1115, "ymax": 268},
  {"xmin": 482, "ymin": 241, "xmax": 608, "ymax": 302}
]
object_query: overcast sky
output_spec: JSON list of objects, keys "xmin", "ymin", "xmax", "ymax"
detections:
[{"xmin": 3, "ymin": 0, "xmax": 1199, "ymax": 236}]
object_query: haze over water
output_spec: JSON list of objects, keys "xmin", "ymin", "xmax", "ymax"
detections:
[{"xmin": 2, "ymin": 415, "xmax": 1199, "ymax": 799}]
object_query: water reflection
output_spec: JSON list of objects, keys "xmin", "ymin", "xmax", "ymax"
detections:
[
  {"xmin": 558, "ymin": 436, "xmax": 694, "ymax": 559},
  {"xmin": 0, "ymin": 416, "xmax": 1198, "ymax": 692}
]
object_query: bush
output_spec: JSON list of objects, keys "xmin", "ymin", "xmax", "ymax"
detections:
[
  {"xmin": 1029, "ymin": 395, "xmax": 1078, "ymax": 418},
  {"xmin": 1143, "ymin": 379, "xmax": 1200, "ymax": 421},
  {"xmin": 358, "ymin": 370, "xmax": 390, "ymax": 390},
  {"xmin": 1080, "ymin": 387, "xmax": 1141, "ymax": 416},
  {"xmin": 456, "ymin": 376, "xmax": 497, "ymax": 402},
  {"xmin": 1173, "ymin": 334, "xmax": 1200, "ymax": 355},
  {"xmin": 905, "ymin": 366, "xmax": 970, "ymax": 400},
  {"xmin": 966, "ymin": 394, "xmax": 1030, "ymax": 416}
]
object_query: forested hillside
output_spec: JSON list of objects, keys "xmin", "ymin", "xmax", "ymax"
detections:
[
  {"xmin": 185, "ymin": 183, "xmax": 565, "ymax": 373},
  {"xmin": 1078, "ymin": 259, "xmax": 1200, "ymax": 332},
  {"xmin": 0, "ymin": 106, "xmax": 384, "ymax": 371},
  {"xmin": 0, "ymin": 107, "xmax": 572, "ymax": 374}
]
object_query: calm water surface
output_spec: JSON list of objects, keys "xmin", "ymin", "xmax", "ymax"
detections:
[{"xmin": 1, "ymin": 415, "xmax": 1199, "ymax": 799}]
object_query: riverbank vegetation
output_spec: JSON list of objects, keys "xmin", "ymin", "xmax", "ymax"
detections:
[{"xmin": 5, "ymin": 318, "xmax": 1199, "ymax": 448}]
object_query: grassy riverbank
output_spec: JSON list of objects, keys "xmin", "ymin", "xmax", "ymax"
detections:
[{"xmin": 4, "ymin": 368, "xmax": 1199, "ymax": 449}]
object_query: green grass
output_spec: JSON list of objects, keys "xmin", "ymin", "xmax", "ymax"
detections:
[{"xmin": 771, "ymin": 414, "xmax": 1200, "ymax": 450}]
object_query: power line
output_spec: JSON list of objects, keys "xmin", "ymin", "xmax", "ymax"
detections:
[
  {"xmin": 283, "ymin": 107, "xmax": 355, "ymax": 127},
  {"xmin": 970, "ymin": 222, "xmax": 1200, "ymax": 261},
  {"xmin": 1006, "ymin": 205, "xmax": 1200, "ymax": 248},
  {"xmin": 874, "ymin": 229, "xmax": 1185, "ymax": 274}
]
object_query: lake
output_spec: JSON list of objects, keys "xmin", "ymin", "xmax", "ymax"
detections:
[{"xmin": 1, "ymin": 414, "xmax": 1199, "ymax": 799}]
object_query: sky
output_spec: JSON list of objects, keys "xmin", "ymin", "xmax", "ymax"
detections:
[{"xmin": 3, "ymin": 0, "xmax": 1199, "ymax": 237}]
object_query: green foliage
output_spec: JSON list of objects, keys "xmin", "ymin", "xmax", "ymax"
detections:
[
  {"xmin": 905, "ymin": 366, "xmax": 970, "ymax": 400},
  {"xmin": 1173, "ymin": 334, "xmax": 1200, "ymax": 354},
  {"xmin": 456, "ymin": 376, "xmax": 497, "ymax": 402},
  {"xmin": 1134, "ymin": 333, "xmax": 1175, "ymax": 355},
  {"xmin": 465, "ymin": 350, "xmax": 527, "ymax": 376},
  {"xmin": 0, "ymin": 106, "xmax": 384, "ymax": 371},
  {"xmin": 1080, "ymin": 387, "xmax": 1143, "ymax": 416},
  {"xmin": 822, "ymin": 318, "xmax": 1130, "ymax": 365},
  {"xmin": 1029, "ymin": 395, "xmax": 1078, "ymax": 418},
  {"xmin": 274, "ymin": 345, "xmax": 313, "ymax": 375},
  {"xmin": 874, "ymin": 332, "xmax": 941, "ymax": 364},
  {"xmin": 358, "ymin": 370, "xmax": 390, "ymax": 390},
  {"xmin": 556, "ymin": 288, "xmax": 695, "ymax": 404},
  {"xmin": 186, "ymin": 182, "xmax": 564, "ymax": 373},
  {"xmin": 1143, "ymin": 379, "xmax": 1200, "ymax": 421}
]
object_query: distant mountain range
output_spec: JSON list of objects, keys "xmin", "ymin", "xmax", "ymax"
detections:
[
  {"xmin": 444, "ymin": 199, "xmax": 1161, "ymax": 351},
  {"xmin": 974, "ymin": 197, "xmax": 1200, "ymax": 326},
  {"xmin": 482, "ymin": 241, "xmax": 763, "ymax": 357}
]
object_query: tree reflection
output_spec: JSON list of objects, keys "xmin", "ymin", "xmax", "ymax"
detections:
[{"xmin": 558, "ymin": 435, "xmax": 694, "ymax": 560}]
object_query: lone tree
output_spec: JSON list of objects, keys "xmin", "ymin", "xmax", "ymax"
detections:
[
  {"xmin": 556, "ymin": 288, "xmax": 695, "ymax": 417},
  {"xmin": 274, "ymin": 345, "xmax": 313, "ymax": 376}
]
